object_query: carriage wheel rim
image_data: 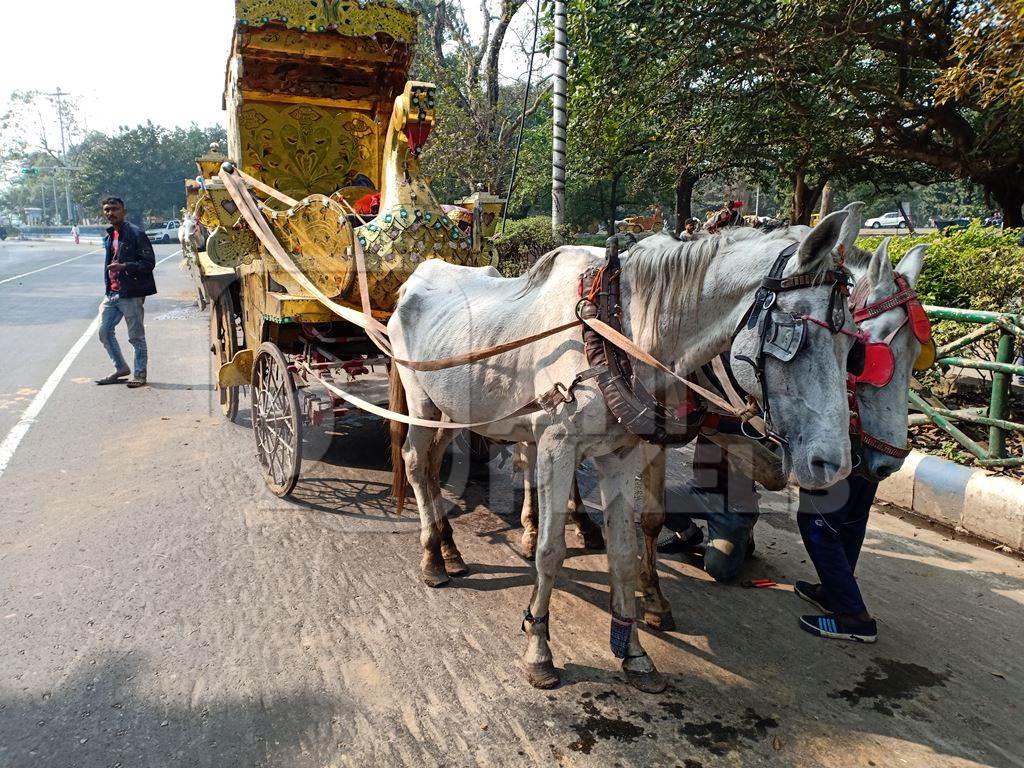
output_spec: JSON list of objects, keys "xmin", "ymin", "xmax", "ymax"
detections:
[{"xmin": 251, "ymin": 344, "xmax": 301, "ymax": 494}]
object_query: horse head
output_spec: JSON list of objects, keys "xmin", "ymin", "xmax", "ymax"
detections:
[
  {"xmin": 729, "ymin": 210, "xmax": 857, "ymax": 489},
  {"xmin": 848, "ymin": 234, "xmax": 928, "ymax": 481}
]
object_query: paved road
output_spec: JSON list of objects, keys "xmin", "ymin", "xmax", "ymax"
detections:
[{"xmin": 1, "ymin": 241, "xmax": 1022, "ymax": 767}]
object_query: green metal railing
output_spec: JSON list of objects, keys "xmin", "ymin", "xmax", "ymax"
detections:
[{"xmin": 909, "ymin": 306, "xmax": 1024, "ymax": 467}]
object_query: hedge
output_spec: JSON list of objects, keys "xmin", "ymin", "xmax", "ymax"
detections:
[
  {"xmin": 492, "ymin": 216, "xmax": 570, "ymax": 277},
  {"xmin": 856, "ymin": 224, "xmax": 1024, "ymax": 315}
]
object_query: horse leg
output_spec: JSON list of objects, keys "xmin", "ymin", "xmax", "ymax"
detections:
[
  {"xmin": 639, "ymin": 445, "xmax": 674, "ymax": 631},
  {"xmin": 569, "ymin": 475, "xmax": 605, "ymax": 550},
  {"xmin": 595, "ymin": 446, "xmax": 667, "ymax": 693},
  {"xmin": 427, "ymin": 429, "xmax": 470, "ymax": 577},
  {"xmin": 514, "ymin": 442, "xmax": 539, "ymax": 560},
  {"xmin": 403, "ymin": 420, "xmax": 450, "ymax": 588},
  {"xmin": 523, "ymin": 435, "xmax": 575, "ymax": 689}
]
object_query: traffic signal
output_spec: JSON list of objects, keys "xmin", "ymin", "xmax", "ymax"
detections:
[{"xmin": 20, "ymin": 168, "xmax": 39, "ymax": 175}]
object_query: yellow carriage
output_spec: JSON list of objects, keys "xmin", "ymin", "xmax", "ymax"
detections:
[{"xmin": 183, "ymin": 0, "xmax": 504, "ymax": 495}]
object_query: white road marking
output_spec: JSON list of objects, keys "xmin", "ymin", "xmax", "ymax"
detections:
[
  {"xmin": 0, "ymin": 250, "xmax": 182, "ymax": 479},
  {"xmin": 156, "ymin": 250, "xmax": 181, "ymax": 267},
  {"xmin": 0, "ymin": 248, "xmax": 103, "ymax": 286}
]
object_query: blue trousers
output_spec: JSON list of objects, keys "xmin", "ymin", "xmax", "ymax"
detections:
[
  {"xmin": 797, "ymin": 475, "xmax": 878, "ymax": 616},
  {"xmin": 666, "ymin": 436, "xmax": 759, "ymax": 582},
  {"xmin": 99, "ymin": 294, "xmax": 147, "ymax": 377}
]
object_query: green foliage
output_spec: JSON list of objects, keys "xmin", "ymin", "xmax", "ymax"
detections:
[
  {"xmin": 70, "ymin": 124, "xmax": 226, "ymax": 223},
  {"xmin": 857, "ymin": 224, "xmax": 1024, "ymax": 313},
  {"xmin": 492, "ymin": 216, "xmax": 569, "ymax": 276},
  {"xmin": 1, "ymin": 121, "xmax": 225, "ymax": 224}
]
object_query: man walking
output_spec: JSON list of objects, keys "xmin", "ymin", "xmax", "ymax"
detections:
[{"xmin": 95, "ymin": 197, "xmax": 156, "ymax": 387}]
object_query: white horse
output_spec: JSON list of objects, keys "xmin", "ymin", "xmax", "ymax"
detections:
[
  {"xmin": 387, "ymin": 211, "xmax": 858, "ymax": 691},
  {"xmin": 634, "ymin": 204, "xmax": 930, "ymax": 630}
]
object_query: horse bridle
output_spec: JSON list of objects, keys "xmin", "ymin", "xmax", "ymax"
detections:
[
  {"xmin": 733, "ymin": 243, "xmax": 861, "ymax": 447},
  {"xmin": 846, "ymin": 272, "xmax": 935, "ymax": 459}
]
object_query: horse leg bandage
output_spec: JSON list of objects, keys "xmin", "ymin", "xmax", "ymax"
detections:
[{"xmin": 610, "ymin": 613, "xmax": 634, "ymax": 658}]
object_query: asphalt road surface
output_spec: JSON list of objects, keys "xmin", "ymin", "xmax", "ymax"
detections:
[{"xmin": 1, "ymin": 239, "xmax": 1022, "ymax": 768}]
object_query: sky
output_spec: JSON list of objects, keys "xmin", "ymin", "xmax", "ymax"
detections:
[{"xmin": 0, "ymin": 0, "xmax": 537, "ymax": 147}]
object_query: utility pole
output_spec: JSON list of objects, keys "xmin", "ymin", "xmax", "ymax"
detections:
[
  {"xmin": 45, "ymin": 88, "xmax": 75, "ymax": 224},
  {"xmin": 551, "ymin": 0, "xmax": 567, "ymax": 232}
]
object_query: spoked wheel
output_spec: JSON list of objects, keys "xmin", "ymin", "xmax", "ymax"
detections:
[
  {"xmin": 210, "ymin": 291, "xmax": 242, "ymax": 422},
  {"xmin": 251, "ymin": 342, "xmax": 302, "ymax": 497}
]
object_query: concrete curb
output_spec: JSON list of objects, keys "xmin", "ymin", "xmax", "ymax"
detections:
[{"xmin": 877, "ymin": 449, "xmax": 1024, "ymax": 551}]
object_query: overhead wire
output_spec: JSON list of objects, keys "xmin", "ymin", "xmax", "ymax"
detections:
[{"xmin": 500, "ymin": 0, "xmax": 543, "ymax": 235}]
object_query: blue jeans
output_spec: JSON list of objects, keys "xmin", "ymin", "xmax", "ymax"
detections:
[
  {"xmin": 797, "ymin": 475, "xmax": 878, "ymax": 616},
  {"xmin": 666, "ymin": 436, "xmax": 759, "ymax": 582},
  {"xmin": 99, "ymin": 294, "xmax": 147, "ymax": 376}
]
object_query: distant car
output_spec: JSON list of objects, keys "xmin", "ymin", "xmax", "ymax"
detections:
[
  {"xmin": 934, "ymin": 217, "xmax": 971, "ymax": 234},
  {"xmin": 145, "ymin": 220, "xmax": 180, "ymax": 243},
  {"xmin": 864, "ymin": 211, "xmax": 908, "ymax": 229}
]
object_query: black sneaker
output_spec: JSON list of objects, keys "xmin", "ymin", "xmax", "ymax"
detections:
[
  {"xmin": 794, "ymin": 581, "xmax": 834, "ymax": 613},
  {"xmin": 657, "ymin": 523, "xmax": 704, "ymax": 555},
  {"xmin": 799, "ymin": 614, "xmax": 877, "ymax": 643}
]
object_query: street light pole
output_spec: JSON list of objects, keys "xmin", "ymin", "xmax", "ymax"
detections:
[{"xmin": 551, "ymin": 0, "xmax": 567, "ymax": 232}]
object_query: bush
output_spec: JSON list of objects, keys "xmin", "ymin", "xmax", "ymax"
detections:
[
  {"xmin": 493, "ymin": 216, "xmax": 570, "ymax": 277},
  {"xmin": 856, "ymin": 224, "xmax": 1024, "ymax": 313}
]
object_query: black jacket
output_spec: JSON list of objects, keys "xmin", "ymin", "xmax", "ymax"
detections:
[{"xmin": 104, "ymin": 222, "xmax": 157, "ymax": 298}]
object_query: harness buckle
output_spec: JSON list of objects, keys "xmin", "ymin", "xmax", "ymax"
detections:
[{"xmin": 537, "ymin": 382, "xmax": 572, "ymax": 414}]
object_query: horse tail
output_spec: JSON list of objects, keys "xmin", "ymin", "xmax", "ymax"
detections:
[{"xmin": 389, "ymin": 363, "xmax": 409, "ymax": 514}]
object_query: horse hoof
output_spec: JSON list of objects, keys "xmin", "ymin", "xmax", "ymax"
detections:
[
  {"xmin": 519, "ymin": 534, "xmax": 537, "ymax": 561},
  {"xmin": 444, "ymin": 555, "xmax": 470, "ymax": 577},
  {"xmin": 623, "ymin": 664, "xmax": 667, "ymax": 694},
  {"xmin": 421, "ymin": 567, "xmax": 450, "ymax": 588},
  {"xmin": 525, "ymin": 661, "xmax": 560, "ymax": 689},
  {"xmin": 644, "ymin": 610, "xmax": 676, "ymax": 632}
]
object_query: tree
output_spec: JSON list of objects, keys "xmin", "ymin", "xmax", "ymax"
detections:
[
  {"xmin": 936, "ymin": 0, "xmax": 1024, "ymax": 108},
  {"xmin": 411, "ymin": 0, "xmax": 551, "ymax": 198},
  {"xmin": 69, "ymin": 124, "xmax": 225, "ymax": 223},
  {"xmin": 566, "ymin": 0, "xmax": 1024, "ymax": 226}
]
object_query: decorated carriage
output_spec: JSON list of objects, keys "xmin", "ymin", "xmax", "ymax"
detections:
[{"xmin": 179, "ymin": 0, "xmax": 504, "ymax": 495}]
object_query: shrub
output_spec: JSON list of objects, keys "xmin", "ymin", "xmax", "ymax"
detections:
[
  {"xmin": 856, "ymin": 224, "xmax": 1024, "ymax": 313},
  {"xmin": 493, "ymin": 216, "xmax": 570, "ymax": 277}
]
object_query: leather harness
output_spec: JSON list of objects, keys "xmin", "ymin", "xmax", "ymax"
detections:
[{"xmin": 576, "ymin": 239, "xmax": 705, "ymax": 445}]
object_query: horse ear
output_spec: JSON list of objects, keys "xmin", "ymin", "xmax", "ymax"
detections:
[
  {"xmin": 796, "ymin": 210, "xmax": 849, "ymax": 271},
  {"xmin": 895, "ymin": 244, "xmax": 927, "ymax": 288},
  {"xmin": 868, "ymin": 237, "xmax": 894, "ymax": 287},
  {"xmin": 836, "ymin": 202, "xmax": 865, "ymax": 254}
]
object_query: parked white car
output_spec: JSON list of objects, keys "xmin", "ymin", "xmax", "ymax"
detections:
[
  {"xmin": 864, "ymin": 211, "xmax": 908, "ymax": 229},
  {"xmin": 145, "ymin": 220, "xmax": 180, "ymax": 243}
]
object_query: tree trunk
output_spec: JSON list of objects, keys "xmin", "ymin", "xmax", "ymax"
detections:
[
  {"xmin": 605, "ymin": 173, "xmax": 622, "ymax": 237},
  {"xmin": 674, "ymin": 169, "xmax": 697, "ymax": 236},
  {"xmin": 818, "ymin": 180, "xmax": 833, "ymax": 219},
  {"xmin": 791, "ymin": 167, "xmax": 824, "ymax": 226},
  {"xmin": 986, "ymin": 178, "xmax": 1024, "ymax": 228}
]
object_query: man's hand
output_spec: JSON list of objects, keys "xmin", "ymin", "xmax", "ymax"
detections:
[{"xmin": 108, "ymin": 263, "xmax": 128, "ymax": 274}]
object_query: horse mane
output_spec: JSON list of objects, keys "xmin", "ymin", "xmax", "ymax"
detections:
[{"xmin": 625, "ymin": 227, "xmax": 797, "ymax": 349}]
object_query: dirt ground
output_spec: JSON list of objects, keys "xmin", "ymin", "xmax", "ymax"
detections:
[{"xmin": 1, "ymin": 246, "xmax": 1022, "ymax": 767}]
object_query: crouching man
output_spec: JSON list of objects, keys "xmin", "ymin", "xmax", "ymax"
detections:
[{"xmin": 659, "ymin": 434, "xmax": 759, "ymax": 582}]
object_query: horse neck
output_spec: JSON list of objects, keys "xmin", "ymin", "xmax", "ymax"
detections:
[{"xmin": 623, "ymin": 235, "xmax": 793, "ymax": 374}]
